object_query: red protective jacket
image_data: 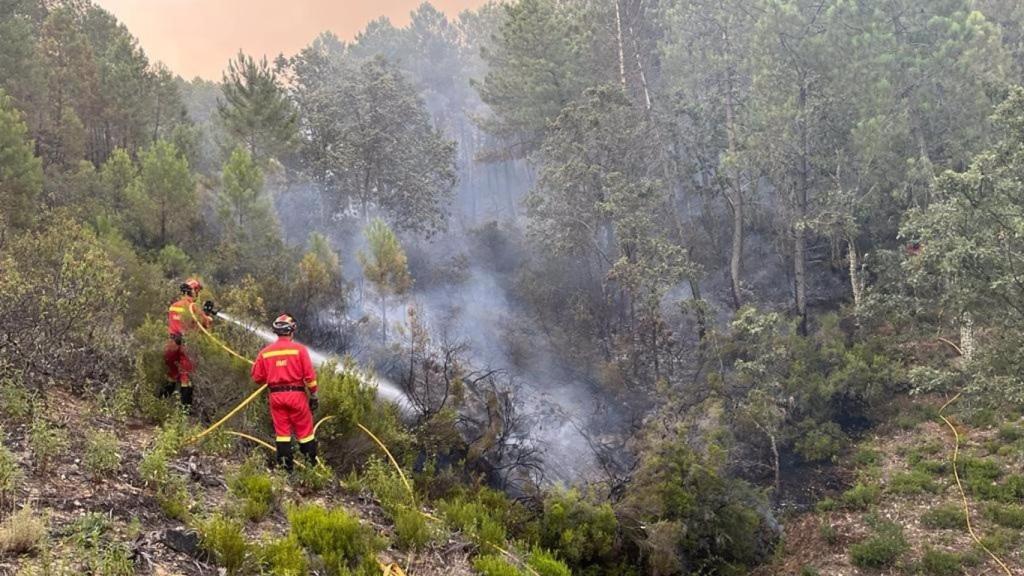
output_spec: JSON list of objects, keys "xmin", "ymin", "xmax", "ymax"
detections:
[
  {"xmin": 167, "ymin": 296, "xmax": 212, "ymax": 338},
  {"xmin": 251, "ymin": 336, "xmax": 318, "ymax": 393},
  {"xmin": 251, "ymin": 336, "xmax": 318, "ymax": 443}
]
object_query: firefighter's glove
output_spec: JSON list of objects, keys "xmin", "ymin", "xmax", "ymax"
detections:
[
  {"xmin": 308, "ymin": 393, "xmax": 319, "ymax": 413},
  {"xmin": 203, "ymin": 300, "xmax": 218, "ymax": 317}
]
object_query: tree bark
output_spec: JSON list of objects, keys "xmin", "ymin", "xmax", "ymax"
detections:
[
  {"xmin": 795, "ymin": 79, "xmax": 809, "ymax": 336},
  {"xmin": 614, "ymin": 0, "xmax": 627, "ymax": 91},
  {"xmin": 848, "ymin": 237, "xmax": 863, "ymax": 317},
  {"xmin": 724, "ymin": 33, "xmax": 745, "ymax": 311},
  {"xmin": 960, "ymin": 311, "xmax": 975, "ymax": 362}
]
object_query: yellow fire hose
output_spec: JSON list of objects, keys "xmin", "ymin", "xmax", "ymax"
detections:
[{"xmin": 934, "ymin": 338, "xmax": 1014, "ymax": 576}]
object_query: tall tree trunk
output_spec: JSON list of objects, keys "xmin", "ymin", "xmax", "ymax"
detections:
[
  {"xmin": 795, "ymin": 79, "xmax": 809, "ymax": 336},
  {"xmin": 614, "ymin": 0, "xmax": 627, "ymax": 91},
  {"xmin": 381, "ymin": 294, "xmax": 388, "ymax": 345},
  {"xmin": 848, "ymin": 236, "xmax": 864, "ymax": 317},
  {"xmin": 724, "ymin": 37, "xmax": 744, "ymax": 311}
]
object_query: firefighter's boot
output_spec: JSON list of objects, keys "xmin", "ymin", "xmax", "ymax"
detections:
[
  {"xmin": 179, "ymin": 385, "xmax": 194, "ymax": 412},
  {"xmin": 275, "ymin": 441, "xmax": 294, "ymax": 472},
  {"xmin": 299, "ymin": 438, "xmax": 318, "ymax": 465},
  {"xmin": 160, "ymin": 380, "xmax": 177, "ymax": 398}
]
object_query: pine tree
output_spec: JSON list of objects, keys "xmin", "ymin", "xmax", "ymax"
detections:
[
  {"xmin": 0, "ymin": 90, "xmax": 42, "ymax": 232},
  {"xmin": 357, "ymin": 219, "xmax": 412, "ymax": 345},
  {"xmin": 218, "ymin": 51, "xmax": 297, "ymax": 164}
]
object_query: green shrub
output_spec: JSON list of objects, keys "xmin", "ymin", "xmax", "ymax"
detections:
[
  {"xmin": 0, "ymin": 378, "xmax": 33, "ymax": 420},
  {"xmin": 84, "ymin": 430, "xmax": 122, "ymax": 478},
  {"xmin": 393, "ymin": 507, "xmax": 436, "ymax": 551},
  {"xmin": 198, "ymin": 514, "xmax": 249, "ymax": 575},
  {"xmin": 794, "ymin": 421, "xmax": 848, "ymax": 463},
  {"xmin": 818, "ymin": 522, "xmax": 839, "ymax": 546},
  {"xmin": 841, "ymin": 483, "xmax": 881, "ymax": 511},
  {"xmin": 527, "ymin": 548, "xmax": 572, "ymax": 576},
  {"xmin": 228, "ymin": 459, "xmax": 276, "ymax": 521},
  {"xmin": 99, "ymin": 382, "xmax": 135, "ymax": 422},
  {"xmin": 288, "ymin": 503, "xmax": 381, "ymax": 576},
  {"xmin": 852, "ymin": 447, "xmax": 881, "ymax": 468},
  {"xmin": 536, "ymin": 489, "xmax": 619, "ymax": 569},
  {"xmin": 814, "ymin": 497, "xmax": 837, "ymax": 513},
  {"xmin": 256, "ymin": 535, "xmax": 308, "ymax": 576},
  {"xmin": 87, "ymin": 541, "xmax": 134, "ymax": 576},
  {"xmin": 976, "ymin": 527, "xmax": 1020, "ymax": 555},
  {"xmin": 156, "ymin": 477, "xmax": 191, "ymax": 521},
  {"xmin": 29, "ymin": 416, "xmax": 68, "ymax": 473},
  {"xmin": 888, "ymin": 469, "xmax": 939, "ymax": 495},
  {"xmin": 439, "ymin": 495, "xmax": 508, "ymax": 551},
  {"xmin": 957, "ymin": 457, "xmax": 1003, "ymax": 501},
  {"xmin": 997, "ymin": 423, "xmax": 1023, "ymax": 443},
  {"xmin": 921, "ymin": 504, "xmax": 966, "ymax": 530},
  {"xmin": 913, "ymin": 459, "xmax": 950, "ymax": 477},
  {"xmin": 983, "ymin": 503, "xmax": 1024, "ymax": 529},
  {"xmin": 799, "ymin": 567, "xmax": 820, "ymax": 576},
  {"xmin": 920, "ymin": 547, "xmax": 964, "ymax": 576},
  {"xmin": 0, "ymin": 442, "xmax": 23, "ymax": 508},
  {"xmin": 473, "ymin": 555, "xmax": 524, "ymax": 576},
  {"xmin": 356, "ymin": 456, "xmax": 414, "ymax": 515},
  {"xmin": 292, "ymin": 459, "xmax": 334, "ymax": 493},
  {"xmin": 849, "ymin": 522, "xmax": 907, "ymax": 569},
  {"xmin": 139, "ymin": 447, "xmax": 170, "ymax": 487}
]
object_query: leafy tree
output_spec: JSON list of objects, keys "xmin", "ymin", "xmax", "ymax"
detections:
[
  {"xmin": 358, "ymin": 219, "xmax": 412, "ymax": 344},
  {"xmin": 218, "ymin": 146, "xmax": 266, "ymax": 229},
  {"xmin": 218, "ymin": 51, "xmax": 297, "ymax": 164},
  {"xmin": 294, "ymin": 232, "xmax": 345, "ymax": 324},
  {"xmin": 287, "ymin": 53, "xmax": 456, "ymax": 235},
  {"xmin": 0, "ymin": 90, "xmax": 42, "ymax": 232},
  {"xmin": 126, "ymin": 139, "xmax": 195, "ymax": 247}
]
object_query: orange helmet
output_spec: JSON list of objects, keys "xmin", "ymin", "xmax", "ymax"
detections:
[
  {"xmin": 180, "ymin": 278, "xmax": 203, "ymax": 296},
  {"xmin": 272, "ymin": 314, "xmax": 297, "ymax": 336}
]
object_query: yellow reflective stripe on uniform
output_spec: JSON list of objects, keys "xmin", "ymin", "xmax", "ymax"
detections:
[
  {"xmin": 307, "ymin": 380, "xmax": 317, "ymax": 388},
  {"xmin": 169, "ymin": 306, "xmax": 185, "ymax": 312},
  {"xmin": 275, "ymin": 436, "xmax": 292, "ymax": 443},
  {"xmin": 298, "ymin": 434, "xmax": 315, "ymax": 443},
  {"xmin": 262, "ymin": 349, "xmax": 300, "ymax": 358}
]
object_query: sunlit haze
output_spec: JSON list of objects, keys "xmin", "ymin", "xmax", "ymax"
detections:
[{"xmin": 92, "ymin": 0, "xmax": 490, "ymax": 80}]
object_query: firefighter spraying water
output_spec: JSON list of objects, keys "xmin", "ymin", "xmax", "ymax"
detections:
[
  {"xmin": 250, "ymin": 314, "xmax": 320, "ymax": 471},
  {"xmin": 163, "ymin": 278, "xmax": 217, "ymax": 410}
]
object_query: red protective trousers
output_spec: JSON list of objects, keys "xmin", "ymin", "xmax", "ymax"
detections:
[
  {"xmin": 163, "ymin": 340, "xmax": 194, "ymax": 386},
  {"xmin": 268, "ymin": 390, "xmax": 315, "ymax": 443}
]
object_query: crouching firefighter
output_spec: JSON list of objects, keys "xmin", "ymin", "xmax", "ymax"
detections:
[
  {"xmin": 250, "ymin": 314, "xmax": 319, "ymax": 471},
  {"xmin": 163, "ymin": 278, "xmax": 217, "ymax": 410}
]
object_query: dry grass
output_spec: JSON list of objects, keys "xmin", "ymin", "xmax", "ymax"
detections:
[{"xmin": 0, "ymin": 506, "xmax": 46, "ymax": 556}]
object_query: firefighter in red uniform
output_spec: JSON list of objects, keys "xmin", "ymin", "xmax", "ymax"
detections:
[
  {"xmin": 251, "ymin": 314, "xmax": 319, "ymax": 471},
  {"xmin": 163, "ymin": 279, "xmax": 216, "ymax": 410}
]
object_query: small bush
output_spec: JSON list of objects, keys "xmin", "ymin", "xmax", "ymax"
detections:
[
  {"xmin": 536, "ymin": 489, "xmax": 619, "ymax": 570},
  {"xmin": 0, "ymin": 506, "xmax": 46, "ymax": 556},
  {"xmin": 921, "ymin": 503, "xmax": 967, "ymax": 530},
  {"xmin": 288, "ymin": 503, "xmax": 381, "ymax": 576},
  {"xmin": 228, "ymin": 459, "xmax": 276, "ymax": 521},
  {"xmin": 799, "ymin": 567, "xmax": 820, "ymax": 576},
  {"xmin": 394, "ymin": 507, "xmax": 436, "ymax": 551},
  {"xmin": 818, "ymin": 522, "xmax": 839, "ymax": 546},
  {"xmin": 528, "ymin": 548, "xmax": 572, "ymax": 576},
  {"xmin": 28, "ymin": 417, "xmax": 68, "ymax": 473},
  {"xmin": 794, "ymin": 421, "xmax": 848, "ymax": 463},
  {"xmin": 983, "ymin": 503, "xmax": 1024, "ymax": 529},
  {"xmin": 99, "ymin": 382, "xmax": 135, "ymax": 422},
  {"xmin": 977, "ymin": 527, "xmax": 1020, "ymax": 555},
  {"xmin": 139, "ymin": 447, "xmax": 170, "ymax": 487},
  {"xmin": 84, "ymin": 430, "xmax": 122, "ymax": 478},
  {"xmin": 292, "ymin": 459, "xmax": 334, "ymax": 493},
  {"xmin": 439, "ymin": 496, "xmax": 507, "ymax": 551},
  {"xmin": 841, "ymin": 483, "xmax": 881, "ymax": 511},
  {"xmin": 256, "ymin": 535, "xmax": 308, "ymax": 576},
  {"xmin": 958, "ymin": 457, "xmax": 1003, "ymax": 501},
  {"xmin": 912, "ymin": 459, "xmax": 950, "ymax": 477},
  {"xmin": 0, "ymin": 378, "xmax": 33, "ymax": 420},
  {"xmin": 198, "ymin": 514, "xmax": 249, "ymax": 575},
  {"xmin": 848, "ymin": 522, "xmax": 907, "ymax": 569},
  {"xmin": 888, "ymin": 469, "xmax": 939, "ymax": 495},
  {"xmin": 814, "ymin": 497, "xmax": 837, "ymax": 513},
  {"xmin": 920, "ymin": 547, "xmax": 964, "ymax": 576},
  {"xmin": 852, "ymin": 447, "xmax": 881, "ymax": 468},
  {"xmin": 473, "ymin": 555, "xmax": 524, "ymax": 576},
  {"xmin": 997, "ymin": 423, "xmax": 1023, "ymax": 443},
  {"xmin": 157, "ymin": 477, "xmax": 191, "ymax": 521},
  {"xmin": 0, "ymin": 442, "xmax": 23, "ymax": 508}
]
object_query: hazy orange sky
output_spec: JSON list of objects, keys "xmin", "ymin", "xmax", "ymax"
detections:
[{"xmin": 93, "ymin": 1, "xmax": 489, "ymax": 80}]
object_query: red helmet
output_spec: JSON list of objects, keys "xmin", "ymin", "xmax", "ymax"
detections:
[
  {"xmin": 180, "ymin": 278, "xmax": 203, "ymax": 296},
  {"xmin": 272, "ymin": 314, "xmax": 297, "ymax": 336}
]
